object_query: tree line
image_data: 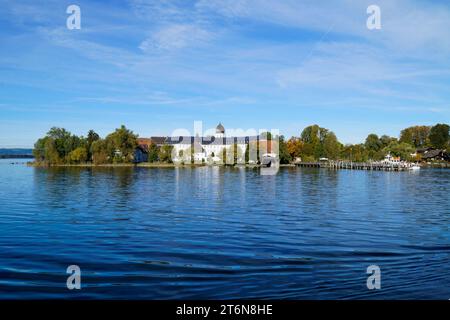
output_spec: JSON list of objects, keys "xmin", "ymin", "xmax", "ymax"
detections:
[
  {"xmin": 281, "ymin": 123, "xmax": 449, "ymax": 163},
  {"xmin": 34, "ymin": 126, "xmax": 136, "ymax": 165},
  {"xmin": 33, "ymin": 123, "xmax": 449, "ymax": 165}
]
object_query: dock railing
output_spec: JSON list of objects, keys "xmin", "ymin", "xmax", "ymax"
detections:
[{"xmin": 296, "ymin": 160, "xmax": 417, "ymax": 171}]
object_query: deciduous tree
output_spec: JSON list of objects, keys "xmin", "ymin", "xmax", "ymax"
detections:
[{"xmin": 429, "ymin": 124, "xmax": 449, "ymax": 149}]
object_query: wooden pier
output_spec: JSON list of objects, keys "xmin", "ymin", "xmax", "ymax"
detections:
[{"xmin": 296, "ymin": 161, "xmax": 415, "ymax": 171}]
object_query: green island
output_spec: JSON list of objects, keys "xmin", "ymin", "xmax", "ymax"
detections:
[{"xmin": 30, "ymin": 123, "xmax": 450, "ymax": 167}]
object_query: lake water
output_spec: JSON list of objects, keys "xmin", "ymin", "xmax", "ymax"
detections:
[{"xmin": 0, "ymin": 159, "xmax": 449, "ymax": 299}]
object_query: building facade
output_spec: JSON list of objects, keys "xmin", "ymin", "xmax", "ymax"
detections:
[
  {"xmin": 136, "ymin": 123, "xmax": 275, "ymax": 164},
  {"xmin": 167, "ymin": 123, "xmax": 248, "ymax": 164}
]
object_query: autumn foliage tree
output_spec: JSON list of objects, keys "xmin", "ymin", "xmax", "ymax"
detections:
[{"xmin": 286, "ymin": 137, "xmax": 303, "ymax": 160}]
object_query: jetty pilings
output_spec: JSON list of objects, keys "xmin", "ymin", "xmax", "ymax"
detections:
[{"xmin": 296, "ymin": 161, "xmax": 415, "ymax": 171}]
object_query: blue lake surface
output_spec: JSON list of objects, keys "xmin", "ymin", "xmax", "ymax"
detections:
[{"xmin": 0, "ymin": 158, "xmax": 449, "ymax": 299}]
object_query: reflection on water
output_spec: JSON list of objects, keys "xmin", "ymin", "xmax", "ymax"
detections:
[{"xmin": 0, "ymin": 159, "xmax": 449, "ymax": 299}]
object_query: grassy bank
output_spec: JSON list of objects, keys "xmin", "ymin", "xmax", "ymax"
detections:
[
  {"xmin": 28, "ymin": 161, "xmax": 196, "ymax": 168},
  {"xmin": 27, "ymin": 161, "xmax": 297, "ymax": 169}
]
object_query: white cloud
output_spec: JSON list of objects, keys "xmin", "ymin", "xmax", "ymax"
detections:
[
  {"xmin": 276, "ymin": 42, "xmax": 390, "ymax": 88},
  {"xmin": 274, "ymin": 39, "xmax": 450, "ymax": 106},
  {"xmin": 130, "ymin": 0, "xmax": 189, "ymax": 23},
  {"xmin": 196, "ymin": 0, "xmax": 450, "ymax": 57},
  {"xmin": 139, "ymin": 24, "xmax": 213, "ymax": 51}
]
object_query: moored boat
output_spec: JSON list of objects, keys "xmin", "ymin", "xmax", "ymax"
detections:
[
  {"xmin": 260, "ymin": 153, "xmax": 280, "ymax": 175},
  {"xmin": 261, "ymin": 153, "xmax": 279, "ymax": 168}
]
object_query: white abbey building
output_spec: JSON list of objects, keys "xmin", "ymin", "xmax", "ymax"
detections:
[
  {"xmin": 139, "ymin": 123, "xmax": 276, "ymax": 164},
  {"xmin": 167, "ymin": 123, "xmax": 248, "ymax": 164}
]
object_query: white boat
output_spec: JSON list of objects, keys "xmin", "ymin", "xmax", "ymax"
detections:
[
  {"xmin": 384, "ymin": 153, "xmax": 420, "ymax": 170},
  {"xmin": 260, "ymin": 153, "xmax": 279, "ymax": 175},
  {"xmin": 261, "ymin": 153, "xmax": 279, "ymax": 168},
  {"xmin": 383, "ymin": 153, "xmax": 401, "ymax": 165}
]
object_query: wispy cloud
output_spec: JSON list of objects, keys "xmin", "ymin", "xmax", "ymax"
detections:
[
  {"xmin": 275, "ymin": 40, "xmax": 450, "ymax": 103},
  {"xmin": 75, "ymin": 92, "xmax": 256, "ymax": 109},
  {"xmin": 139, "ymin": 24, "xmax": 213, "ymax": 51}
]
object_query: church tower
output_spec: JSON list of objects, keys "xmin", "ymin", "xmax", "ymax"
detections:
[{"xmin": 215, "ymin": 123, "xmax": 225, "ymax": 138}]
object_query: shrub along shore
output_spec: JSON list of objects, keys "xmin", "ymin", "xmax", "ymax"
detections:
[{"xmin": 32, "ymin": 123, "xmax": 450, "ymax": 166}]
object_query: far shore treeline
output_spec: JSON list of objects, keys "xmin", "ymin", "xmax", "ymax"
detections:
[{"xmin": 33, "ymin": 123, "xmax": 450, "ymax": 165}]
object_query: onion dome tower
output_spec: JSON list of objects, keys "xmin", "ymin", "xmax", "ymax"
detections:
[{"xmin": 215, "ymin": 123, "xmax": 225, "ymax": 138}]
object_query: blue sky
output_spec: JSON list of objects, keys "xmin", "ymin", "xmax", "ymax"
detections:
[{"xmin": 1, "ymin": 0, "xmax": 449, "ymax": 147}]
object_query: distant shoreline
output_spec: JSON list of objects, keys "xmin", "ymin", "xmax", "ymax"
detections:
[{"xmin": 0, "ymin": 155, "xmax": 34, "ymax": 159}]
